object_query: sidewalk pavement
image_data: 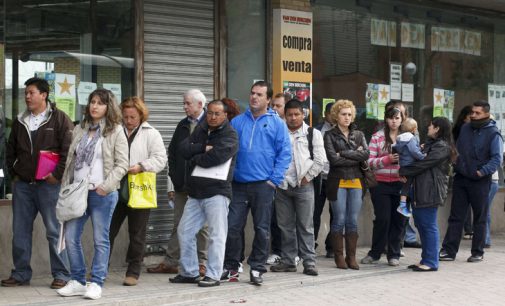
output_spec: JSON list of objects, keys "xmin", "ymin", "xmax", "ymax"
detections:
[{"xmin": 1, "ymin": 233, "xmax": 505, "ymax": 306}]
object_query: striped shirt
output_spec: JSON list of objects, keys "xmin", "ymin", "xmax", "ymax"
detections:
[{"xmin": 368, "ymin": 129, "xmax": 400, "ymax": 182}]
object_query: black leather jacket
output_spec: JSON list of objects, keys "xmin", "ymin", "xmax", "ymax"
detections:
[
  {"xmin": 324, "ymin": 124, "xmax": 369, "ymax": 200},
  {"xmin": 399, "ymin": 138, "xmax": 451, "ymax": 208}
]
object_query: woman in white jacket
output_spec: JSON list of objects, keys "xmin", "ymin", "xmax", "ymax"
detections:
[
  {"xmin": 109, "ymin": 96, "xmax": 167, "ymax": 286},
  {"xmin": 57, "ymin": 89, "xmax": 128, "ymax": 299}
]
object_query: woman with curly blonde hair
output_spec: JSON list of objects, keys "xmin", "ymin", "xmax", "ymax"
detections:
[{"xmin": 324, "ymin": 99, "xmax": 369, "ymax": 270}]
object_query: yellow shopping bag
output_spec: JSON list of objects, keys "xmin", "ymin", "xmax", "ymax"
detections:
[{"xmin": 127, "ymin": 172, "xmax": 157, "ymax": 209}]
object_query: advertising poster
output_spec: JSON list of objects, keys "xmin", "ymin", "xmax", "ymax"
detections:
[
  {"xmin": 390, "ymin": 63, "xmax": 402, "ymax": 100},
  {"xmin": 77, "ymin": 82, "xmax": 97, "ymax": 105},
  {"xmin": 433, "ymin": 88, "xmax": 445, "ymax": 117},
  {"xmin": 401, "ymin": 22, "xmax": 425, "ymax": 49},
  {"xmin": 55, "ymin": 74, "xmax": 76, "ymax": 121},
  {"xmin": 322, "ymin": 98, "xmax": 335, "ymax": 117},
  {"xmin": 103, "ymin": 83, "xmax": 122, "ymax": 103},
  {"xmin": 366, "ymin": 83, "xmax": 379, "ymax": 119},
  {"xmin": 402, "ymin": 83, "xmax": 414, "ymax": 102},
  {"xmin": 463, "ymin": 30, "xmax": 481, "ymax": 56},
  {"xmin": 488, "ymin": 84, "xmax": 505, "ymax": 135},
  {"xmin": 273, "ymin": 9, "xmax": 313, "ymax": 123},
  {"xmin": 283, "ymin": 81, "xmax": 311, "ymax": 119},
  {"xmin": 433, "ymin": 88, "xmax": 454, "ymax": 120},
  {"xmin": 378, "ymin": 84, "xmax": 390, "ymax": 120},
  {"xmin": 371, "ymin": 18, "xmax": 396, "ymax": 47},
  {"xmin": 35, "ymin": 72, "xmax": 56, "ymax": 102}
]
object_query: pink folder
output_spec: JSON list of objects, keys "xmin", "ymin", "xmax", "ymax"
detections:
[{"xmin": 35, "ymin": 151, "xmax": 60, "ymax": 180}]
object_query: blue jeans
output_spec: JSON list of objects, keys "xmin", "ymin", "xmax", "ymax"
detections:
[
  {"xmin": 65, "ymin": 190, "xmax": 118, "ymax": 286},
  {"xmin": 486, "ymin": 181, "xmax": 499, "ymax": 245},
  {"xmin": 11, "ymin": 180, "xmax": 70, "ymax": 282},
  {"xmin": 178, "ymin": 195, "xmax": 229, "ymax": 280},
  {"xmin": 412, "ymin": 207, "xmax": 439, "ymax": 269},
  {"xmin": 224, "ymin": 181, "xmax": 275, "ymax": 273},
  {"xmin": 331, "ymin": 187, "xmax": 363, "ymax": 233}
]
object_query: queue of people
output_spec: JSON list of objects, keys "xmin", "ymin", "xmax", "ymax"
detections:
[{"xmin": 1, "ymin": 77, "xmax": 503, "ymax": 299}]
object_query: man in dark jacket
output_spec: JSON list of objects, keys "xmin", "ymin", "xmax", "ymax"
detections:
[
  {"xmin": 147, "ymin": 89, "xmax": 209, "ymax": 275},
  {"xmin": 169, "ymin": 100, "xmax": 238, "ymax": 287},
  {"xmin": 2, "ymin": 77, "xmax": 73, "ymax": 289},
  {"xmin": 440, "ymin": 100, "xmax": 503, "ymax": 263}
]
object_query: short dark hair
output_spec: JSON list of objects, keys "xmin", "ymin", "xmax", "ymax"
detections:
[
  {"xmin": 208, "ymin": 99, "xmax": 228, "ymax": 112},
  {"xmin": 251, "ymin": 80, "xmax": 273, "ymax": 100},
  {"xmin": 324, "ymin": 102, "xmax": 334, "ymax": 113},
  {"xmin": 24, "ymin": 77, "xmax": 50, "ymax": 101},
  {"xmin": 473, "ymin": 100, "xmax": 490, "ymax": 113},
  {"xmin": 284, "ymin": 99, "xmax": 303, "ymax": 114}
]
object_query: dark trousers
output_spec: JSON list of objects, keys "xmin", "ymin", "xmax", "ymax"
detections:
[
  {"xmin": 270, "ymin": 201, "xmax": 282, "ymax": 255},
  {"xmin": 313, "ymin": 178, "xmax": 333, "ymax": 251},
  {"xmin": 442, "ymin": 174, "xmax": 491, "ymax": 257},
  {"xmin": 224, "ymin": 181, "xmax": 275, "ymax": 273},
  {"xmin": 367, "ymin": 181, "xmax": 407, "ymax": 260},
  {"xmin": 109, "ymin": 199, "xmax": 151, "ymax": 278}
]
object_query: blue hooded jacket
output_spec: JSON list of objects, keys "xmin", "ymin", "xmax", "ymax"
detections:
[
  {"xmin": 231, "ymin": 108, "xmax": 291, "ymax": 186},
  {"xmin": 455, "ymin": 120, "xmax": 503, "ymax": 180}
]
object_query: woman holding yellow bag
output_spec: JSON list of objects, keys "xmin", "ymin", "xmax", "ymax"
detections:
[{"xmin": 109, "ymin": 97, "xmax": 167, "ymax": 287}]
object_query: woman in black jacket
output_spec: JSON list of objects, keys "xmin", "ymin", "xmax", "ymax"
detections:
[
  {"xmin": 399, "ymin": 117, "xmax": 453, "ymax": 272},
  {"xmin": 324, "ymin": 99, "xmax": 369, "ymax": 270}
]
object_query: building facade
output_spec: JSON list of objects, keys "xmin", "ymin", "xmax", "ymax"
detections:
[{"xmin": 1, "ymin": 0, "xmax": 505, "ymax": 273}]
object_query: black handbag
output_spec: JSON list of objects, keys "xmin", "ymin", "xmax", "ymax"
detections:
[{"xmin": 360, "ymin": 161, "xmax": 378, "ymax": 188}]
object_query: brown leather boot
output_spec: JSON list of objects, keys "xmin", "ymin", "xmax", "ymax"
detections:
[
  {"xmin": 345, "ymin": 232, "xmax": 360, "ymax": 270},
  {"xmin": 331, "ymin": 232, "xmax": 347, "ymax": 269}
]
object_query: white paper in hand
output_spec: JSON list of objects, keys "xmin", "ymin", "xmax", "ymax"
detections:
[{"xmin": 191, "ymin": 158, "xmax": 232, "ymax": 181}]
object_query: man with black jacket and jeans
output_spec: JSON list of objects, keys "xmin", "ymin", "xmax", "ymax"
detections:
[
  {"xmin": 3, "ymin": 77, "xmax": 73, "ymax": 289},
  {"xmin": 148, "ymin": 89, "xmax": 209, "ymax": 275},
  {"xmin": 440, "ymin": 100, "xmax": 503, "ymax": 263},
  {"xmin": 170, "ymin": 99, "xmax": 238, "ymax": 287}
]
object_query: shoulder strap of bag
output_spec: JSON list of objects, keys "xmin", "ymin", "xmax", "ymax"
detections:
[{"xmin": 307, "ymin": 127, "xmax": 314, "ymax": 160}]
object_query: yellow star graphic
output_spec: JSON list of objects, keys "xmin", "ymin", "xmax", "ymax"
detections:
[
  {"xmin": 435, "ymin": 92, "xmax": 443, "ymax": 103},
  {"xmin": 380, "ymin": 87, "xmax": 389, "ymax": 100},
  {"xmin": 58, "ymin": 77, "xmax": 73, "ymax": 95}
]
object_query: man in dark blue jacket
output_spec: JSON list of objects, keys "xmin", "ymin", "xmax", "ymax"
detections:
[{"xmin": 440, "ymin": 100, "xmax": 503, "ymax": 262}]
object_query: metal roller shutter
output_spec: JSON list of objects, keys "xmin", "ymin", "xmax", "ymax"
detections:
[{"xmin": 143, "ymin": 0, "xmax": 215, "ymax": 254}]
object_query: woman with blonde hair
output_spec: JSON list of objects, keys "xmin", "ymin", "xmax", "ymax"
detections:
[
  {"xmin": 109, "ymin": 96, "xmax": 167, "ymax": 286},
  {"xmin": 324, "ymin": 99, "xmax": 369, "ymax": 270},
  {"xmin": 56, "ymin": 89, "xmax": 128, "ymax": 300}
]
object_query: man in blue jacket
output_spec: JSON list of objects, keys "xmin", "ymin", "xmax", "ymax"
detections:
[
  {"xmin": 222, "ymin": 81, "xmax": 291, "ymax": 285},
  {"xmin": 440, "ymin": 100, "xmax": 503, "ymax": 263}
]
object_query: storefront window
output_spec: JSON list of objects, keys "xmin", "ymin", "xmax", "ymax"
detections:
[
  {"xmin": 1, "ymin": 0, "xmax": 135, "ymax": 198},
  {"xmin": 312, "ymin": 0, "xmax": 505, "ymax": 146},
  {"xmin": 225, "ymin": 0, "xmax": 266, "ymax": 110}
]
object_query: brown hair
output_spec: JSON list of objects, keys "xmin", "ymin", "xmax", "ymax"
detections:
[
  {"xmin": 82, "ymin": 88, "xmax": 122, "ymax": 136},
  {"xmin": 221, "ymin": 97, "xmax": 241, "ymax": 120},
  {"xmin": 120, "ymin": 96, "xmax": 149, "ymax": 123}
]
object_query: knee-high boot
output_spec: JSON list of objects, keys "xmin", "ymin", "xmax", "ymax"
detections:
[
  {"xmin": 345, "ymin": 232, "xmax": 360, "ymax": 270},
  {"xmin": 331, "ymin": 232, "xmax": 347, "ymax": 269}
]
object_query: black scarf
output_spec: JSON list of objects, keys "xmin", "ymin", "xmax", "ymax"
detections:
[{"xmin": 470, "ymin": 117, "xmax": 490, "ymax": 129}]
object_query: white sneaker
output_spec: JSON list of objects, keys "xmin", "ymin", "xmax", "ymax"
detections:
[
  {"xmin": 295, "ymin": 256, "xmax": 302, "ymax": 266},
  {"xmin": 266, "ymin": 254, "xmax": 281, "ymax": 265},
  {"xmin": 83, "ymin": 282, "xmax": 102, "ymax": 300},
  {"xmin": 56, "ymin": 280, "xmax": 87, "ymax": 297},
  {"xmin": 238, "ymin": 262, "xmax": 244, "ymax": 273}
]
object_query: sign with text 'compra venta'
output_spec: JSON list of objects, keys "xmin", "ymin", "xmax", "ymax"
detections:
[{"xmin": 272, "ymin": 9, "xmax": 313, "ymax": 95}]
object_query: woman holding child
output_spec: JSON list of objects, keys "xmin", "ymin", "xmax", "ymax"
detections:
[{"xmin": 399, "ymin": 117, "xmax": 453, "ymax": 272}]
